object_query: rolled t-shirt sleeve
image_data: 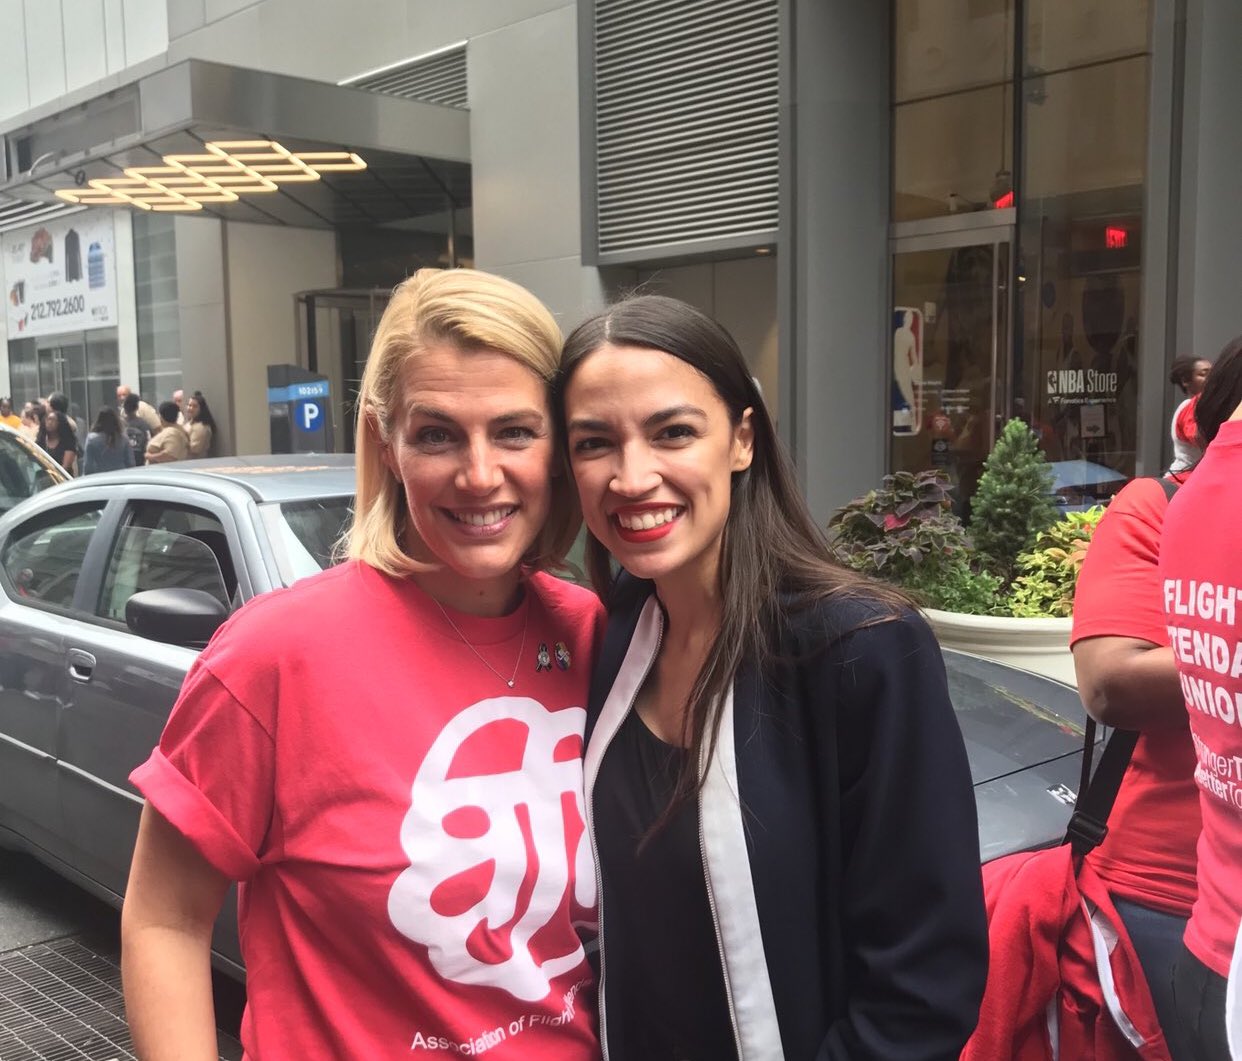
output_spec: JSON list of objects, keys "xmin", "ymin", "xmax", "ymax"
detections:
[
  {"xmin": 130, "ymin": 655, "xmax": 275, "ymax": 881},
  {"xmin": 1071, "ymin": 478, "xmax": 1168, "ymax": 647}
]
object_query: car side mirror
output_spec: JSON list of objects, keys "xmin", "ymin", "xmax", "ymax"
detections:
[{"xmin": 125, "ymin": 588, "xmax": 229, "ymax": 648}]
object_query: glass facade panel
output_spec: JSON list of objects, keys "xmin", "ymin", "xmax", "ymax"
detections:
[
  {"xmin": 7, "ymin": 329, "xmax": 120, "ymax": 429},
  {"xmin": 8, "ymin": 339, "xmax": 38, "ymax": 405},
  {"xmin": 892, "ymin": 2, "xmax": 1151, "ymax": 502},
  {"xmin": 891, "ymin": 239, "xmax": 1010, "ymax": 516},
  {"xmin": 1025, "ymin": 0, "xmax": 1150, "ymax": 74},
  {"xmin": 895, "ymin": 0, "xmax": 1015, "ymax": 102},
  {"xmin": 1018, "ymin": 55, "xmax": 1149, "ymax": 480},
  {"xmin": 893, "ymin": 84, "xmax": 1014, "ymax": 221},
  {"xmin": 133, "ymin": 214, "xmax": 182, "ymax": 405}
]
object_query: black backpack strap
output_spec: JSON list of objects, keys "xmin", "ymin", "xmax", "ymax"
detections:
[
  {"xmin": 1065, "ymin": 473, "xmax": 1181, "ymax": 859},
  {"xmin": 1065, "ymin": 723, "xmax": 1140, "ymax": 860},
  {"xmin": 1155, "ymin": 476, "xmax": 1181, "ymax": 503}
]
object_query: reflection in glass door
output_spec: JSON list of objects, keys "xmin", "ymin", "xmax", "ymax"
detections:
[{"xmin": 890, "ymin": 227, "xmax": 1011, "ymax": 515}]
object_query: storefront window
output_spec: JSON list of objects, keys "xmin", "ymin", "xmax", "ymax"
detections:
[
  {"xmin": 1018, "ymin": 45, "xmax": 1149, "ymax": 481},
  {"xmin": 891, "ymin": 0, "xmax": 1152, "ymax": 509}
]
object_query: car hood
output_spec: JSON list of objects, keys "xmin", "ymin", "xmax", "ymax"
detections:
[{"xmin": 944, "ymin": 650, "xmax": 1096, "ymax": 862}]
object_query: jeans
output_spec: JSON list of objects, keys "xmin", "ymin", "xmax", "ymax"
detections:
[
  {"xmin": 1112, "ymin": 896, "xmax": 1194, "ymax": 1061},
  {"xmin": 1171, "ymin": 944, "xmax": 1231, "ymax": 1061}
]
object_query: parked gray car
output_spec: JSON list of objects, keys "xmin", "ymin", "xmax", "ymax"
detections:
[
  {"xmin": 0, "ymin": 455, "xmax": 354, "ymax": 975},
  {"xmin": 0, "ymin": 453, "xmax": 1092, "ymax": 978}
]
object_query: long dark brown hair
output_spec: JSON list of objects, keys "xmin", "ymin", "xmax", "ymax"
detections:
[
  {"xmin": 1195, "ymin": 335, "xmax": 1242, "ymax": 447},
  {"xmin": 556, "ymin": 295, "xmax": 911, "ymax": 809}
]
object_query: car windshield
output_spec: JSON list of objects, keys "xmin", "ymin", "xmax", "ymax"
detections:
[{"xmin": 260, "ymin": 497, "xmax": 353, "ymax": 586}]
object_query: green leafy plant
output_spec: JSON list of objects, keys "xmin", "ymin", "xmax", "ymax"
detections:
[
  {"xmin": 829, "ymin": 425, "xmax": 1111, "ymax": 618},
  {"xmin": 1008, "ymin": 508, "xmax": 1106, "ymax": 618},
  {"xmin": 827, "ymin": 470, "xmax": 1005, "ymax": 615},
  {"xmin": 968, "ymin": 418, "xmax": 1058, "ymax": 582}
]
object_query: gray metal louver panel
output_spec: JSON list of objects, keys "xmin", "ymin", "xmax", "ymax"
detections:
[
  {"xmin": 592, "ymin": 0, "xmax": 778, "ymax": 260},
  {"xmin": 0, "ymin": 195, "xmax": 83, "ymax": 234},
  {"xmin": 344, "ymin": 46, "xmax": 468, "ymax": 109}
]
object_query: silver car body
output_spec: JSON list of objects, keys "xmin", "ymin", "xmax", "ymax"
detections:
[{"xmin": 0, "ymin": 455, "xmax": 353, "ymax": 975}]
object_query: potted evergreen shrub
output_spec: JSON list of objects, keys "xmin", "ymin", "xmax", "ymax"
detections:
[{"xmin": 829, "ymin": 420, "xmax": 1104, "ymax": 686}]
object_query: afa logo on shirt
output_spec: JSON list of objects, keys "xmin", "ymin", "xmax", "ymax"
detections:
[{"xmin": 387, "ymin": 698, "xmax": 595, "ymax": 1002}]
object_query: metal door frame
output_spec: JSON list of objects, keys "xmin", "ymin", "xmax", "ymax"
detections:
[
  {"xmin": 294, "ymin": 289, "xmax": 391, "ymax": 454},
  {"xmin": 888, "ymin": 211, "xmax": 1016, "ymax": 462}
]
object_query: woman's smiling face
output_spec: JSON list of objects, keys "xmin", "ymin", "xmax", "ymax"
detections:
[
  {"xmin": 380, "ymin": 342, "xmax": 555, "ymax": 603},
  {"xmin": 564, "ymin": 343, "xmax": 752, "ymax": 589}
]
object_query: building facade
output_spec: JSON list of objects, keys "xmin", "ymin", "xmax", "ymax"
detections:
[{"xmin": 0, "ymin": 0, "xmax": 1236, "ymax": 518}]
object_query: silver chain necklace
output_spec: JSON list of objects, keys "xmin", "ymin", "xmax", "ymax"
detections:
[{"xmin": 433, "ymin": 597, "xmax": 530, "ymax": 689}]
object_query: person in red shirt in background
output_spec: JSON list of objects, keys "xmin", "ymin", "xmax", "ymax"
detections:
[
  {"xmin": 1160, "ymin": 335, "xmax": 1242, "ymax": 1060},
  {"xmin": 1167, "ymin": 356, "xmax": 1212, "ymax": 475},
  {"xmin": 1072, "ymin": 338, "xmax": 1242, "ymax": 1060},
  {"xmin": 120, "ymin": 270, "xmax": 605, "ymax": 1060}
]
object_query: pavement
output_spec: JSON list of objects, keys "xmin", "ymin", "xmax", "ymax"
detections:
[{"xmin": 0, "ymin": 850, "xmax": 243, "ymax": 1060}]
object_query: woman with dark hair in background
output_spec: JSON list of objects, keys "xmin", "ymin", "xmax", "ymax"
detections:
[
  {"xmin": 1158, "ymin": 335, "xmax": 1242, "ymax": 1059},
  {"xmin": 82, "ymin": 406, "xmax": 136, "ymax": 475},
  {"xmin": 185, "ymin": 390, "xmax": 216, "ymax": 458},
  {"xmin": 37, "ymin": 408, "xmax": 76, "ymax": 475},
  {"xmin": 1167, "ymin": 356, "xmax": 1213, "ymax": 475},
  {"xmin": 557, "ymin": 294, "xmax": 987, "ymax": 1060},
  {"xmin": 1070, "ymin": 341, "xmax": 1242, "ymax": 1058}
]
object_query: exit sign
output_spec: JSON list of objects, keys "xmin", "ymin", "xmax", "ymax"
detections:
[{"xmin": 1105, "ymin": 226, "xmax": 1129, "ymax": 249}]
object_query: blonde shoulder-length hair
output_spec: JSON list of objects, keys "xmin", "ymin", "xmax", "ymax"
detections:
[{"xmin": 347, "ymin": 268, "xmax": 579, "ymax": 578}]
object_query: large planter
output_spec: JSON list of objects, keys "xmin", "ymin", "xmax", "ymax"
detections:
[{"xmin": 922, "ymin": 608, "xmax": 1076, "ymax": 687}]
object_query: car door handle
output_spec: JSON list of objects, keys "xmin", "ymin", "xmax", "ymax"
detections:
[{"xmin": 67, "ymin": 648, "xmax": 96, "ymax": 683}]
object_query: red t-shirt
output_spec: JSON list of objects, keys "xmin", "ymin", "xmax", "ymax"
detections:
[
  {"xmin": 1071, "ymin": 476, "xmax": 1200, "ymax": 915},
  {"xmin": 1161, "ymin": 418, "xmax": 1242, "ymax": 977},
  {"xmin": 132, "ymin": 561, "xmax": 605, "ymax": 1059},
  {"xmin": 1174, "ymin": 394, "xmax": 1200, "ymax": 445}
]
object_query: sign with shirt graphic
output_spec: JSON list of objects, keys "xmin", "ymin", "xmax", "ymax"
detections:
[{"xmin": 3, "ymin": 211, "xmax": 119, "ymax": 338}]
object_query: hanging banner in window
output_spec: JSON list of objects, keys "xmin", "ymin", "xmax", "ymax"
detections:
[{"xmin": 3, "ymin": 211, "xmax": 118, "ymax": 339}]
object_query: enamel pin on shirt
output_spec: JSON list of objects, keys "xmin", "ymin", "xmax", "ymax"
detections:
[
  {"xmin": 536, "ymin": 643, "xmax": 552, "ymax": 671},
  {"xmin": 554, "ymin": 642, "xmax": 571, "ymax": 670}
]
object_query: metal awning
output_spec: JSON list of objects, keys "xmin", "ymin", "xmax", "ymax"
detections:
[{"xmin": 0, "ymin": 59, "xmax": 471, "ymax": 231}]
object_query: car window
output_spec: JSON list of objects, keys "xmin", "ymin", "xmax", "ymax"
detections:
[
  {"xmin": 98, "ymin": 502, "xmax": 237, "ymax": 621},
  {"xmin": 260, "ymin": 497, "xmax": 351, "ymax": 585},
  {"xmin": 0, "ymin": 432, "xmax": 59, "ymax": 514},
  {"xmin": 1, "ymin": 503, "xmax": 106, "ymax": 610}
]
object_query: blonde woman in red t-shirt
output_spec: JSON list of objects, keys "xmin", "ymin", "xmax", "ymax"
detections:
[
  {"xmin": 1073, "ymin": 338, "xmax": 1242, "ymax": 1060},
  {"xmin": 121, "ymin": 270, "xmax": 605, "ymax": 1059}
]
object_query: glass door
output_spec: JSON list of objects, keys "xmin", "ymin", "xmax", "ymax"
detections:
[
  {"xmin": 295, "ymin": 291, "xmax": 390, "ymax": 453},
  {"xmin": 31, "ymin": 329, "xmax": 120, "ymax": 432},
  {"xmin": 890, "ymin": 223, "xmax": 1012, "ymax": 515}
]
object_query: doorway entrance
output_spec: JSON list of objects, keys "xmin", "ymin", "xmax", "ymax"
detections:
[
  {"xmin": 294, "ymin": 291, "xmax": 390, "ymax": 453},
  {"xmin": 8, "ymin": 328, "xmax": 121, "ymax": 428},
  {"xmin": 889, "ymin": 214, "xmax": 1013, "ymax": 514}
]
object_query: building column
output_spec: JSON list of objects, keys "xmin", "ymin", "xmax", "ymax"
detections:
[
  {"xmin": 1175, "ymin": 0, "xmax": 1242, "ymax": 367},
  {"xmin": 778, "ymin": 0, "xmax": 891, "ymax": 523}
]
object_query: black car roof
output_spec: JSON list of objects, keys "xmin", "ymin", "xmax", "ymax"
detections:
[{"xmin": 54, "ymin": 453, "xmax": 356, "ymax": 503}]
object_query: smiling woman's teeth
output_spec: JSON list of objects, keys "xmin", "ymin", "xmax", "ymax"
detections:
[
  {"xmin": 618, "ymin": 507, "xmax": 680, "ymax": 530},
  {"xmin": 453, "ymin": 507, "xmax": 514, "ymax": 526}
]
